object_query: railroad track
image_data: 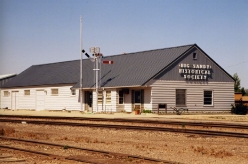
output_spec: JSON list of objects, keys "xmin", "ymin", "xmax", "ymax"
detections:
[
  {"xmin": 1, "ymin": 118, "xmax": 248, "ymax": 138},
  {"xmin": 1, "ymin": 114, "xmax": 248, "ymax": 129},
  {"xmin": 0, "ymin": 136, "xmax": 177, "ymax": 164}
]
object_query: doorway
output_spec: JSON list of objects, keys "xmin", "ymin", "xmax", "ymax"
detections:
[
  {"xmin": 85, "ymin": 91, "xmax": 92, "ymax": 112},
  {"xmin": 36, "ymin": 90, "xmax": 45, "ymax": 111},
  {"xmin": 11, "ymin": 91, "xmax": 19, "ymax": 110}
]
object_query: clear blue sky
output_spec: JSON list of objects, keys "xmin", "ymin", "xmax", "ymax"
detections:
[{"xmin": 0, "ymin": 0, "xmax": 247, "ymax": 88}]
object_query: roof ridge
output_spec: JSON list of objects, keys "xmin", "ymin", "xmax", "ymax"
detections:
[
  {"xmin": 105, "ymin": 43, "xmax": 195, "ymax": 58},
  {"xmin": 31, "ymin": 44, "xmax": 195, "ymax": 66},
  {"xmin": 31, "ymin": 59, "xmax": 80, "ymax": 67}
]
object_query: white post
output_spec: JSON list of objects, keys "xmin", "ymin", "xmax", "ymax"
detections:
[
  {"xmin": 96, "ymin": 57, "xmax": 98, "ymax": 113},
  {"xmin": 80, "ymin": 16, "xmax": 83, "ymax": 112}
]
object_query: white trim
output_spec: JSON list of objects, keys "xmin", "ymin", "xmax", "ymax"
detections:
[{"xmin": 203, "ymin": 90, "xmax": 214, "ymax": 106}]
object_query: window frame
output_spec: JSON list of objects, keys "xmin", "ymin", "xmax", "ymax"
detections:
[
  {"xmin": 106, "ymin": 91, "xmax": 111, "ymax": 105},
  {"xmin": 118, "ymin": 90, "xmax": 124, "ymax": 105},
  {"xmin": 51, "ymin": 89, "xmax": 59, "ymax": 96},
  {"xmin": 203, "ymin": 90, "xmax": 213, "ymax": 106},
  {"xmin": 24, "ymin": 90, "xmax": 30, "ymax": 96},
  {"xmin": 98, "ymin": 91, "xmax": 102, "ymax": 104},
  {"xmin": 176, "ymin": 89, "xmax": 186, "ymax": 107},
  {"xmin": 3, "ymin": 91, "xmax": 9, "ymax": 97},
  {"xmin": 71, "ymin": 89, "xmax": 76, "ymax": 96},
  {"xmin": 193, "ymin": 53, "xmax": 197, "ymax": 60}
]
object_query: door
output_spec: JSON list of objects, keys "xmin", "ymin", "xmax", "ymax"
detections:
[
  {"xmin": 135, "ymin": 90, "xmax": 141, "ymax": 109},
  {"xmin": 85, "ymin": 91, "xmax": 92, "ymax": 112},
  {"xmin": 132, "ymin": 90, "xmax": 144, "ymax": 111},
  {"xmin": 11, "ymin": 91, "xmax": 19, "ymax": 110},
  {"xmin": 36, "ymin": 90, "xmax": 45, "ymax": 111}
]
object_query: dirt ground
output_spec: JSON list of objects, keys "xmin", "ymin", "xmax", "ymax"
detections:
[{"xmin": 1, "ymin": 114, "xmax": 248, "ymax": 164}]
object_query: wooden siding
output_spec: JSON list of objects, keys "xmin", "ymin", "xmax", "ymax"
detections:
[
  {"xmin": 144, "ymin": 88, "xmax": 152, "ymax": 110},
  {"xmin": 155, "ymin": 47, "xmax": 234, "ymax": 82},
  {"xmin": 116, "ymin": 88, "xmax": 152, "ymax": 112},
  {"xmin": 92, "ymin": 89, "xmax": 117, "ymax": 112},
  {"xmin": 1, "ymin": 86, "xmax": 81, "ymax": 110},
  {"xmin": 150, "ymin": 80, "xmax": 234, "ymax": 112}
]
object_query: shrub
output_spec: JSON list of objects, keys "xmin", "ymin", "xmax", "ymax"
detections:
[
  {"xmin": 142, "ymin": 110, "xmax": 152, "ymax": 113},
  {"xmin": 231, "ymin": 99, "xmax": 248, "ymax": 115}
]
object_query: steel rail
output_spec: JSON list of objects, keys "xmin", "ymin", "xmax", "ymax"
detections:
[
  {"xmin": 1, "ymin": 114, "xmax": 248, "ymax": 129},
  {"xmin": 1, "ymin": 118, "xmax": 248, "ymax": 138},
  {"xmin": 0, "ymin": 136, "xmax": 177, "ymax": 164},
  {"xmin": 0, "ymin": 145, "xmax": 96, "ymax": 164}
]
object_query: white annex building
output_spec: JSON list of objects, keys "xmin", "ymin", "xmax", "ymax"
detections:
[{"xmin": 0, "ymin": 44, "xmax": 235, "ymax": 113}]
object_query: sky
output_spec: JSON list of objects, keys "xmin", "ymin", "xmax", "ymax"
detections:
[{"xmin": 0, "ymin": 0, "xmax": 247, "ymax": 88}]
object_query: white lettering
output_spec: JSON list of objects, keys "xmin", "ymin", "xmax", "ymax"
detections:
[{"xmin": 179, "ymin": 63, "xmax": 212, "ymax": 81}]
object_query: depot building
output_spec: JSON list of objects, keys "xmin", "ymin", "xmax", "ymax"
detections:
[{"xmin": 0, "ymin": 44, "xmax": 234, "ymax": 113}]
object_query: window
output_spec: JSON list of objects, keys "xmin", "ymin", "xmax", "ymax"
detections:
[
  {"xmin": 204, "ymin": 90, "xmax": 213, "ymax": 105},
  {"xmin": 193, "ymin": 53, "xmax": 197, "ymax": 60},
  {"xmin": 71, "ymin": 89, "xmax": 76, "ymax": 96},
  {"xmin": 176, "ymin": 89, "xmax": 186, "ymax": 106},
  {"xmin": 4, "ymin": 91, "xmax": 9, "ymax": 97},
  {"xmin": 51, "ymin": 89, "xmax": 58, "ymax": 96},
  {"xmin": 119, "ymin": 90, "xmax": 124, "ymax": 104},
  {"xmin": 24, "ymin": 90, "xmax": 30, "ymax": 96},
  {"xmin": 98, "ymin": 91, "xmax": 102, "ymax": 104},
  {"xmin": 106, "ymin": 91, "xmax": 111, "ymax": 104}
]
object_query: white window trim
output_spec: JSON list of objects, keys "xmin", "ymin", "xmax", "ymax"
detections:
[
  {"xmin": 98, "ymin": 91, "xmax": 103, "ymax": 104},
  {"xmin": 203, "ymin": 90, "xmax": 214, "ymax": 106},
  {"xmin": 106, "ymin": 91, "xmax": 111, "ymax": 105}
]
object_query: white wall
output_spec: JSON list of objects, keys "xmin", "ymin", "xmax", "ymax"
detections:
[
  {"xmin": 144, "ymin": 87, "xmax": 152, "ymax": 110},
  {"xmin": 92, "ymin": 89, "xmax": 116, "ymax": 112},
  {"xmin": 0, "ymin": 85, "xmax": 82, "ymax": 111}
]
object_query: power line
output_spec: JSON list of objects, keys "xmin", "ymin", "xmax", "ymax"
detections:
[{"xmin": 226, "ymin": 61, "xmax": 248, "ymax": 68}]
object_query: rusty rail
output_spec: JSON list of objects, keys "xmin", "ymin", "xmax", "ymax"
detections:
[
  {"xmin": 1, "ymin": 118, "xmax": 248, "ymax": 138},
  {"xmin": 1, "ymin": 115, "xmax": 248, "ymax": 129},
  {"xmin": 0, "ymin": 136, "xmax": 177, "ymax": 164}
]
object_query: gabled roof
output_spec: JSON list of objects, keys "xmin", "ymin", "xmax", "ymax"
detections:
[{"xmin": 2, "ymin": 44, "xmax": 196, "ymax": 88}]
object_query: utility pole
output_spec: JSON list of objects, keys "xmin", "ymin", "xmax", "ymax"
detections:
[
  {"xmin": 80, "ymin": 16, "xmax": 83, "ymax": 112},
  {"xmin": 90, "ymin": 47, "xmax": 101, "ymax": 113}
]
